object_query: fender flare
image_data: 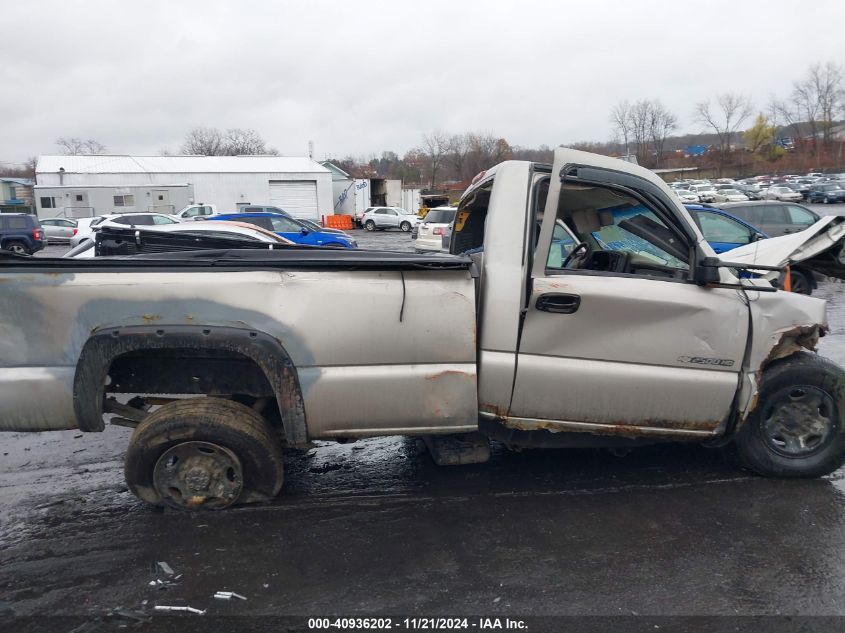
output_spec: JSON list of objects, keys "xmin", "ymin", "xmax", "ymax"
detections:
[{"xmin": 73, "ymin": 325, "xmax": 308, "ymax": 444}]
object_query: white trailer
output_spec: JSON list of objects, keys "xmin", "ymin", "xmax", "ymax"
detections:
[{"xmin": 33, "ymin": 183, "xmax": 193, "ymax": 219}]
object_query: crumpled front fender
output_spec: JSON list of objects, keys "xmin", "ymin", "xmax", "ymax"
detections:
[{"xmin": 737, "ymin": 290, "xmax": 828, "ymax": 424}]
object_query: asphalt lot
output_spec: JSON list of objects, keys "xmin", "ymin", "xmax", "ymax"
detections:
[{"xmin": 5, "ymin": 211, "xmax": 845, "ymax": 631}]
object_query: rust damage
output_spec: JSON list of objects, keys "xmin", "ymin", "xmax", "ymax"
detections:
[
  {"xmin": 426, "ymin": 369, "xmax": 472, "ymax": 382},
  {"xmin": 492, "ymin": 414, "xmax": 720, "ymax": 440}
]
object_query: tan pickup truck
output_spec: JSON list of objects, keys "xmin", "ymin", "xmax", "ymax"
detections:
[{"xmin": 2, "ymin": 148, "xmax": 844, "ymax": 509}]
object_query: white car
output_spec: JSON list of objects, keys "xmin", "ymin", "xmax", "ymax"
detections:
[
  {"xmin": 414, "ymin": 206, "xmax": 457, "ymax": 253},
  {"xmin": 689, "ymin": 184, "xmax": 718, "ymax": 203},
  {"xmin": 65, "ymin": 220, "xmax": 292, "ymax": 258},
  {"xmin": 69, "ymin": 212, "xmax": 181, "ymax": 247},
  {"xmin": 39, "ymin": 218, "xmax": 79, "ymax": 243},
  {"xmin": 764, "ymin": 186, "xmax": 803, "ymax": 202},
  {"xmin": 170, "ymin": 203, "xmax": 217, "ymax": 221},
  {"xmin": 672, "ymin": 189, "xmax": 700, "ymax": 203},
  {"xmin": 360, "ymin": 206, "xmax": 420, "ymax": 232},
  {"xmin": 712, "ymin": 189, "xmax": 750, "ymax": 203}
]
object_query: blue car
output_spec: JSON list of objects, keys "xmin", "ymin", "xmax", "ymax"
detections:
[
  {"xmin": 683, "ymin": 204, "xmax": 768, "ymax": 254},
  {"xmin": 211, "ymin": 213, "xmax": 357, "ymax": 248}
]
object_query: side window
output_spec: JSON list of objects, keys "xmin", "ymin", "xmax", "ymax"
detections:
[
  {"xmin": 694, "ymin": 211, "xmax": 752, "ymax": 244},
  {"xmin": 450, "ymin": 180, "xmax": 493, "ymax": 255},
  {"xmin": 786, "ymin": 206, "xmax": 816, "ymax": 226},
  {"xmin": 375, "ymin": 209, "xmax": 388, "ymax": 215},
  {"xmin": 731, "ymin": 206, "xmax": 760, "ymax": 226},
  {"xmin": 8, "ymin": 217, "xmax": 28, "ymax": 230},
  {"xmin": 184, "ymin": 207, "xmax": 199, "ymax": 217},
  {"xmin": 546, "ymin": 222, "xmax": 578, "ymax": 268},
  {"xmin": 243, "ymin": 207, "xmax": 263, "ymax": 213},
  {"xmin": 541, "ymin": 183, "xmax": 689, "ymax": 279},
  {"xmin": 761, "ymin": 205, "xmax": 788, "ymax": 224},
  {"xmin": 270, "ymin": 217, "xmax": 301, "ymax": 232},
  {"xmin": 241, "ymin": 217, "xmax": 274, "ymax": 231},
  {"xmin": 153, "ymin": 215, "xmax": 176, "ymax": 225}
]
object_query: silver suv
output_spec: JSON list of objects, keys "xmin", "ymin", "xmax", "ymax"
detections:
[
  {"xmin": 414, "ymin": 206, "xmax": 457, "ymax": 253},
  {"xmin": 360, "ymin": 207, "xmax": 420, "ymax": 232}
]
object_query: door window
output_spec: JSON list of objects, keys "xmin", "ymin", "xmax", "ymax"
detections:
[
  {"xmin": 236, "ymin": 217, "xmax": 272, "ymax": 231},
  {"xmin": 693, "ymin": 211, "xmax": 753, "ymax": 244},
  {"xmin": 542, "ymin": 183, "xmax": 689, "ymax": 279},
  {"xmin": 270, "ymin": 216, "xmax": 302, "ymax": 232},
  {"xmin": 786, "ymin": 205, "xmax": 816, "ymax": 226},
  {"xmin": 761, "ymin": 205, "xmax": 789, "ymax": 224},
  {"xmin": 153, "ymin": 215, "xmax": 177, "ymax": 225}
]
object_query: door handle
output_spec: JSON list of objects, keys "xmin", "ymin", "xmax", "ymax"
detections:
[{"xmin": 536, "ymin": 293, "xmax": 581, "ymax": 314}]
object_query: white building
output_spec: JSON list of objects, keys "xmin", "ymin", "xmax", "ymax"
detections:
[{"xmin": 35, "ymin": 155, "xmax": 334, "ymax": 221}]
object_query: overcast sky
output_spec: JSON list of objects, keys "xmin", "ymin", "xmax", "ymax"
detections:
[{"xmin": 0, "ymin": 0, "xmax": 841, "ymax": 164}]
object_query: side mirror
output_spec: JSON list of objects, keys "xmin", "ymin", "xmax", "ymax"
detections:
[
  {"xmin": 694, "ymin": 257, "xmax": 722, "ymax": 285},
  {"xmin": 300, "ymin": 228, "xmax": 309, "ymax": 236}
]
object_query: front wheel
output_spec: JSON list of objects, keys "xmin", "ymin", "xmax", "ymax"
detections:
[
  {"xmin": 124, "ymin": 398, "xmax": 284, "ymax": 509},
  {"xmin": 789, "ymin": 269, "xmax": 812, "ymax": 295},
  {"xmin": 364, "ymin": 220, "xmax": 376, "ymax": 231},
  {"xmin": 729, "ymin": 352, "xmax": 845, "ymax": 478},
  {"xmin": 399, "ymin": 221, "xmax": 412, "ymax": 232}
]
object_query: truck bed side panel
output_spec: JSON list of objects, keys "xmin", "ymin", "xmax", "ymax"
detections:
[{"xmin": 0, "ymin": 266, "xmax": 478, "ymax": 434}]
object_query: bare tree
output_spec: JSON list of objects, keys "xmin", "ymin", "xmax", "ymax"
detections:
[
  {"xmin": 181, "ymin": 127, "xmax": 225, "ymax": 155},
  {"xmin": 224, "ymin": 128, "xmax": 278, "ymax": 155},
  {"xmin": 446, "ymin": 134, "xmax": 470, "ymax": 182},
  {"xmin": 694, "ymin": 93, "xmax": 753, "ymax": 174},
  {"xmin": 422, "ymin": 130, "xmax": 449, "ymax": 189},
  {"xmin": 55, "ymin": 137, "xmax": 107, "ymax": 155},
  {"xmin": 648, "ymin": 101, "xmax": 677, "ymax": 168},
  {"xmin": 806, "ymin": 62, "xmax": 844, "ymax": 146},
  {"xmin": 610, "ymin": 101, "xmax": 633, "ymax": 156},
  {"xmin": 629, "ymin": 100, "xmax": 655, "ymax": 166}
]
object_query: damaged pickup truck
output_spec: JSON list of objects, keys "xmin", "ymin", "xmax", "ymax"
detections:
[{"xmin": 2, "ymin": 148, "xmax": 845, "ymax": 510}]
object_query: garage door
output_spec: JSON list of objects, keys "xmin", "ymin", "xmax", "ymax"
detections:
[{"xmin": 268, "ymin": 180, "xmax": 319, "ymax": 220}]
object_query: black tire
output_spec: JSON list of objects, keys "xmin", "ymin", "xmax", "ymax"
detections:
[
  {"xmin": 4, "ymin": 241, "xmax": 28, "ymax": 255},
  {"xmin": 364, "ymin": 220, "xmax": 376, "ymax": 231},
  {"xmin": 125, "ymin": 398, "xmax": 283, "ymax": 508},
  {"xmin": 399, "ymin": 221, "xmax": 411, "ymax": 232},
  {"xmin": 729, "ymin": 352, "xmax": 845, "ymax": 478},
  {"xmin": 789, "ymin": 269, "xmax": 812, "ymax": 295}
]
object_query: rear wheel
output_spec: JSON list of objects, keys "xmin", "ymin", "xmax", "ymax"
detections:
[
  {"xmin": 365, "ymin": 220, "xmax": 376, "ymax": 231},
  {"xmin": 4, "ymin": 241, "xmax": 28, "ymax": 254},
  {"xmin": 400, "ymin": 221, "xmax": 412, "ymax": 232},
  {"xmin": 729, "ymin": 352, "xmax": 845, "ymax": 478},
  {"xmin": 124, "ymin": 398, "xmax": 284, "ymax": 509}
]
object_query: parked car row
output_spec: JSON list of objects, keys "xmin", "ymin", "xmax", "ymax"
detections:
[{"xmin": 670, "ymin": 171, "xmax": 845, "ymax": 205}]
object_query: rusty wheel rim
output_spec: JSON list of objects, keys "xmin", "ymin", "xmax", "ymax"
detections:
[
  {"xmin": 153, "ymin": 441, "xmax": 244, "ymax": 509},
  {"xmin": 761, "ymin": 385, "xmax": 836, "ymax": 458}
]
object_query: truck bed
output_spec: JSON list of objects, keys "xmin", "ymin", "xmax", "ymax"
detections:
[{"xmin": 0, "ymin": 246, "xmax": 479, "ymax": 438}]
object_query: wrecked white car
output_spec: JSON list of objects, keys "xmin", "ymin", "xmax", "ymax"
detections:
[
  {"xmin": 1, "ymin": 148, "xmax": 844, "ymax": 510},
  {"xmin": 720, "ymin": 215, "xmax": 845, "ymax": 293}
]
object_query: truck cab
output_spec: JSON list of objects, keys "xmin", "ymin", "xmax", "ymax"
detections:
[{"xmin": 451, "ymin": 149, "xmax": 836, "ymax": 478}]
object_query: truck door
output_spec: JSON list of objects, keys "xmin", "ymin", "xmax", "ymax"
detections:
[{"xmin": 509, "ymin": 149, "xmax": 749, "ymax": 438}]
